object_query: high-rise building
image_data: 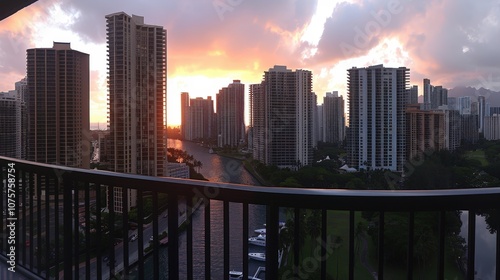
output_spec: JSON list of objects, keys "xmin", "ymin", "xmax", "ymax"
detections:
[
  {"xmin": 187, "ymin": 96, "xmax": 216, "ymax": 142},
  {"xmin": 180, "ymin": 92, "xmax": 190, "ymax": 140},
  {"xmin": 432, "ymin": 86, "xmax": 448, "ymax": 109},
  {"xmin": 423, "ymin": 78, "xmax": 432, "ymax": 110},
  {"xmin": 406, "ymin": 104, "xmax": 446, "ymax": 160},
  {"xmin": 251, "ymin": 65, "xmax": 314, "ymax": 169},
  {"xmin": 490, "ymin": 107, "xmax": 500, "ymax": 116},
  {"xmin": 0, "ymin": 89, "xmax": 26, "ymax": 159},
  {"xmin": 106, "ymin": 12, "xmax": 166, "ymax": 212},
  {"xmin": 322, "ymin": 92, "xmax": 345, "ymax": 144},
  {"xmin": 461, "ymin": 114, "xmax": 479, "ymax": 145},
  {"xmin": 347, "ymin": 65, "xmax": 408, "ymax": 172},
  {"xmin": 315, "ymin": 104, "xmax": 323, "ymax": 145},
  {"xmin": 407, "ymin": 85, "xmax": 418, "ymax": 104},
  {"xmin": 447, "ymin": 97, "xmax": 457, "ymax": 110},
  {"xmin": 249, "ymin": 83, "xmax": 265, "ymax": 162},
  {"xmin": 216, "ymin": 80, "xmax": 245, "ymax": 147},
  {"xmin": 478, "ymin": 96, "xmax": 486, "ymax": 133},
  {"xmin": 484, "ymin": 115, "xmax": 500, "ymax": 140},
  {"xmin": 26, "ymin": 42, "xmax": 90, "ymax": 169},
  {"xmin": 445, "ymin": 109, "xmax": 462, "ymax": 151},
  {"xmin": 458, "ymin": 96, "xmax": 472, "ymax": 115},
  {"xmin": 423, "ymin": 79, "xmax": 447, "ymax": 110}
]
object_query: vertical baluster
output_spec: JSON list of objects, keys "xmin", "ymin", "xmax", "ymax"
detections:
[
  {"xmin": 407, "ymin": 211, "xmax": 414, "ymax": 280},
  {"xmin": 349, "ymin": 210, "xmax": 355, "ymax": 280},
  {"xmin": 168, "ymin": 193, "xmax": 179, "ymax": 279},
  {"xmin": 63, "ymin": 173, "xmax": 73, "ymax": 280},
  {"xmin": 204, "ymin": 198, "xmax": 211, "ymax": 280},
  {"xmin": 54, "ymin": 174, "xmax": 60, "ymax": 280},
  {"xmin": 223, "ymin": 201, "xmax": 229, "ymax": 280},
  {"xmin": 467, "ymin": 210, "xmax": 476, "ymax": 280},
  {"xmin": 122, "ymin": 186, "xmax": 129, "ymax": 277},
  {"xmin": 137, "ymin": 189, "xmax": 144, "ymax": 278},
  {"xmin": 322, "ymin": 209, "xmax": 328, "ymax": 280},
  {"xmin": 243, "ymin": 202, "xmax": 249, "ymax": 280},
  {"xmin": 108, "ymin": 186, "xmax": 115, "ymax": 277},
  {"xmin": 85, "ymin": 182, "xmax": 91, "ymax": 280},
  {"xmin": 186, "ymin": 196, "xmax": 193, "ymax": 280},
  {"xmin": 378, "ymin": 211, "xmax": 385, "ymax": 279},
  {"xmin": 29, "ymin": 172, "xmax": 34, "ymax": 270},
  {"xmin": 74, "ymin": 180, "xmax": 80, "ymax": 280},
  {"xmin": 95, "ymin": 184, "xmax": 102, "ymax": 279},
  {"xmin": 265, "ymin": 204, "xmax": 279, "ymax": 279},
  {"xmin": 153, "ymin": 191, "xmax": 159, "ymax": 278},
  {"xmin": 294, "ymin": 207, "xmax": 300, "ymax": 278},
  {"xmin": 438, "ymin": 211, "xmax": 445, "ymax": 279}
]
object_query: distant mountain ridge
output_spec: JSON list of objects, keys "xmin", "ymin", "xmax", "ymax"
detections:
[{"xmin": 448, "ymin": 86, "xmax": 500, "ymax": 106}]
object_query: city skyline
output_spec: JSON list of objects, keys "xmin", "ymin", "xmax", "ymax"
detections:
[{"xmin": 1, "ymin": 0, "xmax": 500, "ymax": 127}]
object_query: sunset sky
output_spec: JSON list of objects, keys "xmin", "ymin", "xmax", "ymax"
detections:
[{"xmin": 1, "ymin": 0, "xmax": 499, "ymax": 128}]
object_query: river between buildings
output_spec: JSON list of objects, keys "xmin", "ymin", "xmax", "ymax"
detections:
[{"xmin": 134, "ymin": 139, "xmax": 268, "ymax": 279}]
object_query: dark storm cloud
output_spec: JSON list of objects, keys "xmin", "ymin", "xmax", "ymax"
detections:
[
  {"xmin": 305, "ymin": 0, "xmax": 500, "ymax": 89},
  {"xmin": 306, "ymin": 0, "xmax": 429, "ymax": 65}
]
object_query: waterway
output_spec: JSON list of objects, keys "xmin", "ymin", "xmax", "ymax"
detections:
[{"xmin": 136, "ymin": 139, "xmax": 269, "ymax": 279}]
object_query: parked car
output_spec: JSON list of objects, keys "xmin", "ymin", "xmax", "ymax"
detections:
[{"xmin": 129, "ymin": 234, "xmax": 138, "ymax": 242}]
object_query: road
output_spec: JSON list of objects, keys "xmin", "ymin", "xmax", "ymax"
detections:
[{"xmin": 76, "ymin": 199, "xmax": 196, "ymax": 279}]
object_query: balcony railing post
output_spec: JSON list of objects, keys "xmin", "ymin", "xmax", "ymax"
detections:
[
  {"xmin": 496, "ymin": 209, "xmax": 500, "ymax": 280},
  {"xmin": 467, "ymin": 210, "xmax": 476, "ymax": 280},
  {"xmin": 63, "ymin": 172, "xmax": 73, "ymax": 280},
  {"xmin": 168, "ymin": 193, "xmax": 179, "ymax": 279},
  {"xmin": 266, "ymin": 204, "xmax": 279, "ymax": 279}
]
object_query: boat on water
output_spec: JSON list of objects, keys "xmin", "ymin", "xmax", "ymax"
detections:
[
  {"xmin": 248, "ymin": 252, "xmax": 266, "ymax": 262},
  {"xmin": 229, "ymin": 270, "xmax": 263, "ymax": 280},
  {"xmin": 248, "ymin": 234, "xmax": 266, "ymax": 246},
  {"xmin": 254, "ymin": 228, "xmax": 266, "ymax": 234},
  {"xmin": 229, "ymin": 270, "xmax": 243, "ymax": 279}
]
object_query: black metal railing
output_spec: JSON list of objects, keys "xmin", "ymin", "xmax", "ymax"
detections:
[{"xmin": 1, "ymin": 156, "xmax": 500, "ymax": 279}]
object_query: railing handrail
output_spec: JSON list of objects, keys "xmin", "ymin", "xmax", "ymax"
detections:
[{"xmin": 2, "ymin": 156, "xmax": 500, "ymax": 211}]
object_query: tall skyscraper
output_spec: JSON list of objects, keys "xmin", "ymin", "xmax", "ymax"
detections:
[
  {"xmin": 347, "ymin": 65, "xmax": 408, "ymax": 172},
  {"xmin": 216, "ymin": 80, "xmax": 245, "ymax": 147},
  {"xmin": 423, "ymin": 79, "xmax": 447, "ymax": 110},
  {"xmin": 322, "ymin": 92, "xmax": 345, "ymax": 144},
  {"xmin": 26, "ymin": 42, "xmax": 90, "ymax": 169},
  {"xmin": 406, "ymin": 104, "xmax": 446, "ymax": 160},
  {"xmin": 447, "ymin": 97, "xmax": 458, "ymax": 110},
  {"xmin": 186, "ymin": 96, "xmax": 216, "ymax": 142},
  {"xmin": 407, "ymin": 85, "xmax": 418, "ymax": 104},
  {"xmin": 180, "ymin": 92, "xmax": 190, "ymax": 140},
  {"xmin": 0, "ymin": 89, "xmax": 26, "ymax": 159},
  {"xmin": 251, "ymin": 65, "xmax": 314, "ymax": 169},
  {"xmin": 478, "ymin": 95, "xmax": 486, "ymax": 133},
  {"xmin": 249, "ymin": 83, "xmax": 265, "ymax": 162},
  {"xmin": 315, "ymin": 104, "xmax": 323, "ymax": 145},
  {"xmin": 458, "ymin": 96, "xmax": 471, "ymax": 115},
  {"xmin": 484, "ymin": 115, "xmax": 500, "ymax": 140},
  {"xmin": 423, "ymin": 78, "xmax": 432, "ymax": 109},
  {"xmin": 106, "ymin": 12, "xmax": 166, "ymax": 212},
  {"xmin": 432, "ymin": 86, "xmax": 448, "ymax": 109}
]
